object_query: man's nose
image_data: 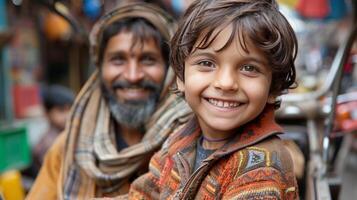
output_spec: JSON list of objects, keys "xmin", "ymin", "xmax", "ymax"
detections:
[
  {"xmin": 213, "ymin": 67, "xmax": 239, "ymax": 91},
  {"xmin": 123, "ymin": 61, "xmax": 145, "ymax": 83}
]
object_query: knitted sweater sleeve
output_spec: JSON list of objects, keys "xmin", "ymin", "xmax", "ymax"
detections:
[
  {"xmin": 221, "ymin": 166, "xmax": 299, "ymax": 200},
  {"xmin": 129, "ymin": 149, "xmax": 165, "ymax": 199}
]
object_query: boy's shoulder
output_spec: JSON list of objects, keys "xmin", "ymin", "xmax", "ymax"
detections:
[
  {"xmin": 232, "ymin": 136, "xmax": 294, "ymax": 177},
  {"xmin": 214, "ymin": 137, "xmax": 299, "ymax": 199}
]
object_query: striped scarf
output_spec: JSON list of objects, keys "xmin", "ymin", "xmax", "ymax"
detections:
[{"xmin": 58, "ymin": 3, "xmax": 192, "ymax": 199}]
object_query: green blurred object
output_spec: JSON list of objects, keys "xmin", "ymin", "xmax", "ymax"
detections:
[{"xmin": 0, "ymin": 126, "xmax": 31, "ymax": 173}]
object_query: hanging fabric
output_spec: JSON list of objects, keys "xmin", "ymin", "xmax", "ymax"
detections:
[
  {"xmin": 295, "ymin": 0, "xmax": 330, "ymax": 19},
  {"xmin": 326, "ymin": 0, "xmax": 348, "ymax": 20}
]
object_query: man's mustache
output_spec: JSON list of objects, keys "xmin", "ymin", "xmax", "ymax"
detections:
[{"xmin": 111, "ymin": 80, "xmax": 161, "ymax": 91}]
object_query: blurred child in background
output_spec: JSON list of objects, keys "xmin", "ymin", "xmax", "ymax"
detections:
[{"xmin": 33, "ymin": 85, "xmax": 74, "ymax": 168}]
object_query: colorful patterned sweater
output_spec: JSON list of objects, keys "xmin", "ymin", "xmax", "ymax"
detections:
[{"xmin": 129, "ymin": 105, "xmax": 299, "ymax": 199}]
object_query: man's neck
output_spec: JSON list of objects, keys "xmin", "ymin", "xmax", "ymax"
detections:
[{"xmin": 118, "ymin": 124, "xmax": 144, "ymax": 146}]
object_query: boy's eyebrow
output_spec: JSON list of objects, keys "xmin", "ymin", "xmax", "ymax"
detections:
[
  {"xmin": 189, "ymin": 49, "xmax": 216, "ymax": 58},
  {"xmin": 190, "ymin": 49, "xmax": 268, "ymax": 65},
  {"xmin": 243, "ymin": 56, "xmax": 268, "ymax": 65}
]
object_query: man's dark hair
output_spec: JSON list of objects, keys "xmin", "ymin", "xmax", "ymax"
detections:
[
  {"xmin": 98, "ymin": 17, "xmax": 170, "ymax": 68},
  {"xmin": 171, "ymin": 0, "xmax": 297, "ymax": 96}
]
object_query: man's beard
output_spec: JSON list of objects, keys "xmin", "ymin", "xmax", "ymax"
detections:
[{"xmin": 101, "ymin": 79, "xmax": 162, "ymax": 129}]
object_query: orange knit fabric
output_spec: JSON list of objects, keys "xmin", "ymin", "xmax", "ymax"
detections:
[{"xmin": 130, "ymin": 105, "xmax": 299, "ymax": 199}]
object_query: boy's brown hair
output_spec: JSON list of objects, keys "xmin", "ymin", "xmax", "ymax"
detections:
[{"xmin": 171, "ymin": 0, "xmax": 297, "ymax": 97}]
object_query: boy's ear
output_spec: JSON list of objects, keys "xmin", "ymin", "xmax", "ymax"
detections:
[
  {"xmin": 176, "ymin": 78, "xmax": 185, "ymax": 93},
  {"xmin": 267, "ymin": 94, "xmax": 276, "ymax": 104}
]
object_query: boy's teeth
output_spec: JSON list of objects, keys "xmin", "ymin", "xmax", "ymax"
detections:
[
  {"xmin": 224, "ymin": 102, "xmax": 229, "ymax": 107},
  {"xmin": 207, "ymin": 98, "xmax": 240, "ymax": 108}
]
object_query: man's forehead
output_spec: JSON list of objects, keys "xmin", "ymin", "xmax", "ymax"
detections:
[{"xmin": 105, "ymin": 31, "xmax": 162, "ymax": 55}]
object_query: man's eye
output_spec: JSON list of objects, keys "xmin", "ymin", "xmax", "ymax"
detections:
[
  {"xmin": 111, "ymin": 57, "xmax": 125, "ymax": 65},
  {"xmin": 197, "ymin": 60, "xmax": 215, "ymax": 68},
  {"xmin": 142, "ymin": 56, "xmax": 157, "ymax": 65}
]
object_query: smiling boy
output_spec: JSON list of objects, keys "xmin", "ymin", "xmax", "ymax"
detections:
[{"xmin": 130, "ymin": 0, "xmax": 299, "ymax": 199}]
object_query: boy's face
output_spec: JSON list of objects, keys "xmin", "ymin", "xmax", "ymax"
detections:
[{"xmin": 177, "ymin": 25, "xmax": 274, "ymax": 139}]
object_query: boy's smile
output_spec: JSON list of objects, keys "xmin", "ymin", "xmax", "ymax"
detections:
[
  {"xmin": 177, "ymin": 24, "xmax": 274, "ymax": 140},
  {"xmin": 205, "ymin": 98, "xmax": 241, "ymax": 109}
]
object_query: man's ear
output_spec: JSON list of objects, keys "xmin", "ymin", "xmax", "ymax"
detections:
[{"xmin": 176, "ymin": 78, "xmax": 185, "ymax": 93}]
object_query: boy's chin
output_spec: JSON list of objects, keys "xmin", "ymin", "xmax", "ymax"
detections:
[{"xmin": 200, "ymin": 121, "xmax": 244, "ymax": 137}]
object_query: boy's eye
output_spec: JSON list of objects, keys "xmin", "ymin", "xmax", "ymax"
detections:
[
  {"xmin": 197, "ymin": 60, "xmax": 215, "ymax": 68},
  {"xmin": 240, "ymin": 64, "xmax": 258, "ymax": 73}
]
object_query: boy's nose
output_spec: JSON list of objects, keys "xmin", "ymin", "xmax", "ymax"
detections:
[
  {"xmin": 123, "ymin": 61, "xmax": 145, "ymax": 83},
  {"xmin": 213, "ymin": 67, "xmax": 239, "ymax": 91}
]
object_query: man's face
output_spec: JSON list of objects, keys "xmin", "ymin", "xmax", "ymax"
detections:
[{"xmin": 101, "ymin": 31, "xmax": 166, "ymax": 128}]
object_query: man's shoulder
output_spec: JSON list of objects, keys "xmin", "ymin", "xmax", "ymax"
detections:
[
  {"xmin": 50, "ymin": 132, "xmax": 67, "ymax": 153},
  {"xmin": 26, "ymin": 132, "xmax": 66, "ymax": 199},
  {"xmin": 42, "ymin": 132, "xmax": 67, "ymax": 165}
]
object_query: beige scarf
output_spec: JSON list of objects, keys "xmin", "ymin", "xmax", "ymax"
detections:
[{"xmin": 58, "ymin": 3, "xmax": 192, "ymax": 199}]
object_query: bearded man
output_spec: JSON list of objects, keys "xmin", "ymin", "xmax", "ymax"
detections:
[{"xmin": 27, "ymin": 2, "xmax": 191, "ymax": 199}]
